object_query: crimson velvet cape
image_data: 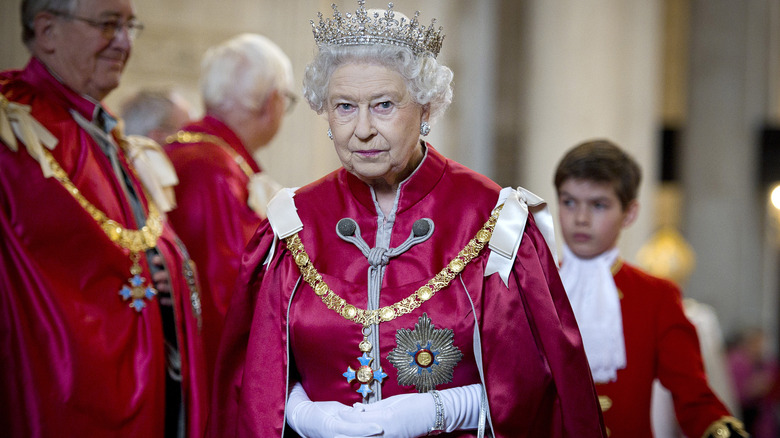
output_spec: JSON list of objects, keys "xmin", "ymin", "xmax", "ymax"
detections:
[
  {"xmin": 596, "ymin": 261, "xmax": 730, "ymax": 437},
  {"xmin": 165, "ymin": 115, "xmax": 263, "ymax": 383},
  {"xmin": 209, "ymin": 145, "xmax": 605, "ymax": 437},
  {"xmin": 0, "ymin": 58, "xmax": 207, "ymax": 437}
]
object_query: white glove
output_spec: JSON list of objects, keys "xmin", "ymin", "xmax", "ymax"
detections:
[
  {"xmin": 286, "ymin": 382, "xmax": 382, "ymax": 438},
  {"xmin": 342, "ymin": 384, "xmax": 483, "ymax": 437},
  {"xmin": 342, "ymin": 392, "xmax": 435, "ymax": 438},
  {"xmin": 438, "ymin": 384, "xmax": 482, "ymax": 432}
]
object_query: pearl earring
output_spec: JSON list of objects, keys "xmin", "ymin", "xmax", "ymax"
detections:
[{"xmin": 420, "ymin": 121, "xmax": 431, "ymax": 136}]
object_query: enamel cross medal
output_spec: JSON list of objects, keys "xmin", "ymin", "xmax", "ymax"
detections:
[
  {"xmin": 343, "ymin": 326, "xmax": 388, "ymax": 397},
  {"xmin": 118, "ymin": 252, "xmax": 158, "ymax": 312}
]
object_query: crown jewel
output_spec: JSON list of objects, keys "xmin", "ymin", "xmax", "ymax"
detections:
[{"xmin": 311, "ymin": 1, "xmax": 445, "ymax": 58}]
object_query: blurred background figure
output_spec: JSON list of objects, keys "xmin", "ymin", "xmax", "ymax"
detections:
[
  {"xmin": 554, "ymin": 139, "xmax": 743, "ymax": 437},
  {"xmin": 727, "ymin": 328, "xmax": 780, "ymax": 438},
  {"xmin": 0, "ymin": 0, "xmax": 206, "ymax": 436},
  {"xmin": 120, "ymin": 87, "xmax": 193, "ymax": 145},
  {"xmin": 164, "ymin": 33, "xmax": 294, "ymax": 386},
  {"xmin": 639, "ymin": 183, "xmax": 741, "ymax": 437},
  {"xmin": 119, "ymin": 88, "xmax": 193, "ymax": 213}
]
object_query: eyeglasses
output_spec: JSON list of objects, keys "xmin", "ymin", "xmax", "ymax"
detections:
[
  {"xmin": 53, "ymin": 12, "xmax": 145, "ymax": 41},
  {"xmin": 283, "ymin": 90, "xmax": 298, "ymax": 114}
]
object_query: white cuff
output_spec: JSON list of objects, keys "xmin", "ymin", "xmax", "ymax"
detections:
[{"xmin": 439, "ymin": 383, "xmax": 483, "ymax": 433}]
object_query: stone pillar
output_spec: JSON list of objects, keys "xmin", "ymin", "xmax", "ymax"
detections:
[
  {"xmin": 683, "ymin": 0, "xmax": 776, "ymax": 336},
  {"xmin": 516, "ymin": 0, "xmax": 663, "ymax": 259},
  {"xmin": 0, "ymin": 1, "xmax": 28, "ymax": 71}
]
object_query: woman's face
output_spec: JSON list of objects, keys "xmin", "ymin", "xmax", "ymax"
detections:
[{"xmin": 326, "ymin": 63, "xmax": 428, "ymax": 189}]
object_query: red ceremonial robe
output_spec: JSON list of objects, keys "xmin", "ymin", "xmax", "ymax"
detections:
[
  {"xmin": 0, "ymin": 58, "xmax": 207, "ymax": 437},
  {"xmin": 208, "ymin": 145, "xmax": 606, "ymax": 437},
  {"xmin": 165, "ymin": 116, "xmax": 263, "ymax": 383},
  {"xmin": 596, "ymin": 261, "xmax": 731, "ymax": 437}
]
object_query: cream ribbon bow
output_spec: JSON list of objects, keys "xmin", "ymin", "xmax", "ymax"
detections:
[
  {"xmin": 0, "ymin": 94, "xmax": 59, "ymax": 177},
  {"xmin": 484, "ymin": 186, "xmax": 558, "ymax": 286},
  {"xmin": 123, "ymin": 134, "xmax": 180, "ymax": 213},
  {"xmin": 247, "ymin": 172, "xmax": 284, "ymax": 219}
]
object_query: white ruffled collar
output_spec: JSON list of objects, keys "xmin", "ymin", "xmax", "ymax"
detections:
[{"xmin": 559, "ymin": 245, "xmax": 626, "ymax": 383}]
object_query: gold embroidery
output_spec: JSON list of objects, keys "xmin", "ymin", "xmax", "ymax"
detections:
[{"xmin": 701, "ymin": 416, "xmax": 748, "ymax": 438}]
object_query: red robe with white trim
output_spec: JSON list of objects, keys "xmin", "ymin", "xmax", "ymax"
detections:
[
  {"xmin": 0, "ymin": 58, "xmax": 207, "ymax": 437},
  {"xmin": 208, "ymin": 145, "xmax": 606, "ymax": 437},
  {"xmin": 165, "ymin": 115, "xmax": 263, "ymax": 384}
]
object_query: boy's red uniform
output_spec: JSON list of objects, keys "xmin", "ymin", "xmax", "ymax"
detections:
[{"xmin": 598, "ymin": 259, "xmax": 731, "ymax": 437}]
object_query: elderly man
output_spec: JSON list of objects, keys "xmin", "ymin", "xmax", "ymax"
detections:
[
  {"xmin": 164, "ymin": 33, "xmax": 293, "ymax": 384},
  {"xmin": 0, "ymin": 0, "xmax": 206, "ymax": 436},
  {"xmin": 120, "ymin": 87, "xmax": 193, "ymax": 145}
]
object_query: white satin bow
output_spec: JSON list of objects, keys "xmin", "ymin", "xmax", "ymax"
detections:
[
  {"xmin": 485, "ymin": 187, "xmax": 557, "ymax": 286},
  {"xmin": 124, "ymin": 135, "xmax": 180, "ymax": 212}
]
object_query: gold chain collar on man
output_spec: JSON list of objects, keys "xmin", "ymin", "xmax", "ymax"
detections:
[
  {"xmin": 40, "ymin": 146, "xmax": 163, "ymax": 312},
  {"xmin": 42, "ymin": 147, "xmax": 162, "ymax": 251},
  {"xmin": 284, "ymin": 204, "xmax": 503, "ymax": 327},
  {"xmin": 167, "ymin": 131, "xmax": 255, "ymax": 178}
]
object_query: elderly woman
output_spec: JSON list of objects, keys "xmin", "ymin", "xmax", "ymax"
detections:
[{"xmin": 209, "ymin": 2, "xmax": 605, "ymax": 437}]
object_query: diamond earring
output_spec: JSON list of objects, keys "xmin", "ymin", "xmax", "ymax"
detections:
[
  {"xmin": 327, "ymin": 128, "xmax": 333, "ymax": 140},
  {"xmin": 420, "ymin": 121, "xmax": 431, "ymax": 136}
]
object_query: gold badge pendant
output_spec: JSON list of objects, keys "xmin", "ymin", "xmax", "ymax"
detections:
[
  {"xmin": 118, "ymin": 252, "xmax": 158, "ymax": 312},
  {"xmin": 387, "ymin": 313, "xmax": 463, "ymax": 392},
  {"xmin": 343, "ymin": 326, "xmax": 389, "ymax": 397},
  {"xmin": 43, "ymin": 148, "xmax": 163, "ymax": 313}
]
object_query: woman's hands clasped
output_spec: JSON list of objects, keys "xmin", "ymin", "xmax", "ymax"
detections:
[
  {"xmin": 286, "ymin": 383, "xmax": 436, "ymax": 438},
  {"xmin": 341, "ymin": 392, "xmax": 438, "ymax": 437},
  {"xmin": 286, "ymin": 382, "xmax": 483, "ymax": 437}
]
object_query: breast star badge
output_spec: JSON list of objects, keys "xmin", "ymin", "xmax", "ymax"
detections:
[{"xmin": 387, "ymin": 313, "xmax": 463, "ymax": 392}]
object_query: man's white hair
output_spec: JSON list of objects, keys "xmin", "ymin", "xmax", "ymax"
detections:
[{"xmin": 201, "ymin": 33, "xmax": 294, "ymax": 114}]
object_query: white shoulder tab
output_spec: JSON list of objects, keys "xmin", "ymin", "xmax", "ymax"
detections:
[
  {"xmin": 266, "ymin": 187, "xmax": 303, "ymax": 239},
  {"xmin": 485, "ymin": 187, "xmax": 558, "ymax": 286},
  {"xmin": 1, "ymin": 94, "xmax": 58, "ymax": 177},
  {"xmin": 124, "ymin": 135, "xmax": 179, "ymax": 212}
]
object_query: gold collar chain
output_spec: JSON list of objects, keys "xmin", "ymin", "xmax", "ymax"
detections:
[
  {"xmin": 285, "ymin": 205, "xmax": 502, "ymax": 396},
  {"xmin": 167, "ymin": 131, "xmax": 255, "ymax": 178},
  {"xmin": 284, "ymin": 204, "xmax": 503, "ymax": 327},
  {"xmin": 42, "ymin": 147, "xmax": 162, "ymax": 312},
  {"xmin": 43, "ymin": 148, "xmax": 162, "ymax": 251}
]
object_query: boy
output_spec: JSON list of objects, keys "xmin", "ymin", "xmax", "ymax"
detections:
[{"xmin": 554, "ymin": 139, "xmax": 747, "ymax": 437}]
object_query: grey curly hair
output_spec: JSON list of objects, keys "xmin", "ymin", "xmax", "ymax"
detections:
[{"xmin": 302, "ymin": 43, "xmax": 453, "ymax": 123}]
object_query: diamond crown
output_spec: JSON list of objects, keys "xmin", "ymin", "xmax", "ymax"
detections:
[{"xmin": 311, "ymin": 1, "xmax": 445, "ymax": 58}]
